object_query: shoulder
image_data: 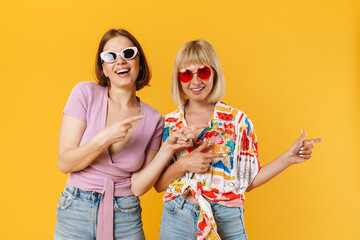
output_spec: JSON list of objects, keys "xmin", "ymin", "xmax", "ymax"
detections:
[
  {"xmin": 140, "ymin": 101, "xmax": 163, "ymax": 121},
  {"xmin": 215, "ymin": 101, "xmax": 246, "ymax": 122},
  {"xmin": 71, "ymin": 81, "xmax": 104, "ymax": 96},
  {"xmin": 73, "ymin": 81, "xmax": 97, "ymax": 90},
  {"xmin": 216, "ymin": 101, "xmax": 254, "ymax": 131},
  {"xmin": 164, "ymin": 106, "xmax": 182, "ymax": 123}
]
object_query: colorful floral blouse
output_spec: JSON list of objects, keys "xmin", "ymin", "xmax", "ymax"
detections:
[{"xmin": 162, "ymin": 101, "xmax": 261, "ymax": 240}]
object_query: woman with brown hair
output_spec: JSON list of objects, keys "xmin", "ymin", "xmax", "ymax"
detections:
[{"xmin": 54, "ymin": 29, "xmax": 193, "ymax": 240}]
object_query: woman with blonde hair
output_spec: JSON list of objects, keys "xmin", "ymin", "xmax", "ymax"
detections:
[{"xmin": 155, "ymin": 39, "xmax": 322, "ymax": 240}]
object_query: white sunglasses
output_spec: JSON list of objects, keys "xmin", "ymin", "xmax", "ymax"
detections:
[{"xmin": 100, "ymin": 47, "xmax": 138, "ymax": 63}]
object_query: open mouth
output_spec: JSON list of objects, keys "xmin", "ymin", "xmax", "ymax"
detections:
[
  {"xmin": 190, "ymin": 87, "xmax": 205, "ymax": 92},
  {"xmin": 115, "ymin": 69, "xmax": 130, "ymax": 75}
]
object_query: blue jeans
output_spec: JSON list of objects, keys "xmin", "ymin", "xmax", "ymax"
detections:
[
  {"xmin": 54, "ymin": 185, "xmax": 145, "ymax": 240},
  {"xmin": 159, "ymin": 195, "xmax": 247, "ymax": 240}
]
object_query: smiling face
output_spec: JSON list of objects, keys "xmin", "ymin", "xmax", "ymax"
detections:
[
  {"xmin": 179, "ymin": 63, "xmax": 214, "ymax": 103},
  {"xmin": 102, "ymin": 36, "xmax": 140, "ymax": 89}
]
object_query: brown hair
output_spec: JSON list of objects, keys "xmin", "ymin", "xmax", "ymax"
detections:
[{"xmin": 95, "ymin": 29, "xmax": 151, "ymax": 90}]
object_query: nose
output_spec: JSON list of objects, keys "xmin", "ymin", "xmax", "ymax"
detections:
[
  {"xmin": 191, "ymin": 73, "xmax": 202, "ymax": 84},
  {"xmin": 115, "ymin": 56, "xmax": 127, "ymax": 65}
]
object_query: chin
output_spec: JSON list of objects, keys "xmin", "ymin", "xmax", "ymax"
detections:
[
  {"xmin": 111, "ymin": 80, "xmax": 136, "ymax": 89},
  {"xmin": 189, "ymin": 96, "xmax": 208, "ymax": 102}
]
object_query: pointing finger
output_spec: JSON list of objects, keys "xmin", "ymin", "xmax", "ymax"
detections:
[
  {"xmin": 301, "ymin": 144, "xmax": 313, "ymax": 150},
  {"xmin": 206, "ymin": 152, "xmax": 227, "ymax": 159},
  {"xmin": 121, "ymin": 115, "xmax": 145, "ymax": 125},
  {"xmin": 121, "ymin": 123, "xmax": 133, "ymax": 130},
  {"xmin": 304, "ymin": 138, "xmax": 323, "ymax": 145}
]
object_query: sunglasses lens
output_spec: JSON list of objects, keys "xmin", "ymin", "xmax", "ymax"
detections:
[
  {"xmin": 122, "ymin": 48, "xmax": 136, "ymax": 60},
  {"xmin": 102, "ymin": 52, "xmax": 117, "ymax": 62},
  {"xmin": 197, "ymin": 66, "xmax": 211, "ymax": 80},
  {"xmin": 179, "ymin": 70, "xmax": 193, "ymax": 82}
]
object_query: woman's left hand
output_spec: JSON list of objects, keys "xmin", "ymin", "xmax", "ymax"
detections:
[{"xmin": 286, "ymin": 130, "xmax": 323, "ymax": 164}]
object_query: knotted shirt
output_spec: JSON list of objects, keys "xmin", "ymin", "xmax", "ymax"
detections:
[{"xmin": 162, "ymin": 101, "xmax": 261, "ymax": 240}]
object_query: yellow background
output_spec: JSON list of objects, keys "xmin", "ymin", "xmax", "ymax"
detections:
[{"xmin": 1, "ymin": 0, "xmax": 359, "ymax": 239}]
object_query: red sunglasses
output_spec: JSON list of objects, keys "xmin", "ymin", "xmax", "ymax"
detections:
[{"xmin": 178, "ymin": 66, "xmax": 212, "ymax": 83}]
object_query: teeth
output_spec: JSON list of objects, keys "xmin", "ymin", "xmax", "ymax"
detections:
[
  {"xmin": 116, "ymin": 69, "xmax": 130, "ymax": 74},
  {"xmin": 191, "ymin": 87, "xmax": 204, "ymax": 92}
]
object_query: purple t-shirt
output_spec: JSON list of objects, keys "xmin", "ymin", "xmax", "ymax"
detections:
[
  {"xmin": 63, "ymin": 81, "xmax": 164, "ymax": 196},
  {"xmin": 62, "ymin": 81, "xmax": 164, "ymax": 240}
]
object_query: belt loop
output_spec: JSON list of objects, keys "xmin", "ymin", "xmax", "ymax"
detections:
[
  {"xmin": 74, "ymin": 187, "xmax": 79, "ymax": 198},
  {"xmin": 179, "ymin": 196, "xmax": 186, "ymax": 209}
]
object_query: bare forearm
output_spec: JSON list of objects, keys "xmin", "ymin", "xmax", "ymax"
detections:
[
  {"xmin": 154, "ymin": 141, "xmax": 222, "ymax": 192},
  {"xmin": 246, "ymin": 130, "xmax": 323, "ymax": 192},
  {"xmin": 58, "ymin": 114, "xmax": 143, "ymax": 174},
  {"xmin": 154, "ymin": 159, "xmax": 186, "ymax": 193},
  {"xmin": 58, "ymin": 134, "xmax": 107, "ymax": 174},
  {"xmin": 131, "ymin": 146, "xmax": 177, "ymax": 196},
  {"xmin": 246, "ymin": 152, "xmax": 293, "ymax": 191}
]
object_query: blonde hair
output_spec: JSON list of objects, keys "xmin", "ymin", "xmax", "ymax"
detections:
[{"xmin": 171, "ymin": 39, "xmax": 225, "ymax": 105}]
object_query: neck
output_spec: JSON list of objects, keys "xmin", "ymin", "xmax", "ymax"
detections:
[
  {"xmin": 185, "ymin": 99, "xmax": 216, "ymax": 113},
  {"xmin": 108, "ymin": 84, "xmax": 138, "ymax": 108}
]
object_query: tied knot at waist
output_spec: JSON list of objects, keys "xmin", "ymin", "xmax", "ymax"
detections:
[
  {"xmin": 67, "ymin": 174, "xmax": 135, "ymax": 240},
  {"xmin": 97, "ymin": 178, "xmax": 114, "ymax": 240},
  {"xmin": 182, "ymin": 179, "xmax": 221, "ymax": 240}
]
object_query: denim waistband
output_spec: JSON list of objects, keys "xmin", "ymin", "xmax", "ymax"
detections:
[
  {"xmin": 65, "ymin": 178, "xmax": 137, "ymax": 240},
  {"xmin": 64, "ymin": 185, "xmax": 102, "ymax": 201}
]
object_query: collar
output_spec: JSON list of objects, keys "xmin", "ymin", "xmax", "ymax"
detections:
[{"xmin": 175, "ymin": 101, "xmax": 235, "ymax": 123}]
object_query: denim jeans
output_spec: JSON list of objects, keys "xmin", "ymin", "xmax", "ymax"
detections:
[
  {"xmin": 54, "ymin": 185, "xmax": 145, "ymax": 240},
  {"xmin": 159, "ymin": 195, "xmax": 247, "ymax": 240}
]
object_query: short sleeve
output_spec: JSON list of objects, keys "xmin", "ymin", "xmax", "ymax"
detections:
[
  {"xmin": 147, "ymin": 113, "xmax": 164, "ymax": 150},
  {"xmin": 237, "ymin": 117, "xmax": 261, "ymax": 190},
  {"xmin": 63, "ymin": 82, "xmax": 90, "ymax": 122}
]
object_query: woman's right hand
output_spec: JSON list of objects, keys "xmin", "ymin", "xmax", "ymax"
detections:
[
  {"xmin": 178, "ymin": 141, "xmax": 226, "ymax": 174},
  {"xmin": 58, "ymin": 114, "xmax": 144, "ymax": 174},
  {"xmin": 154, "ymin": 140, "xmax": 226, "ymax": 192},
  {"xmin": 98, "ymin": 115, "xmax": 144, "ymax": 148}
]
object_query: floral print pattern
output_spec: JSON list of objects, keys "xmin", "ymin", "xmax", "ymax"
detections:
[{"xmin": 162, "ymin": 101, "xmax": 261, "ymax": 240}]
